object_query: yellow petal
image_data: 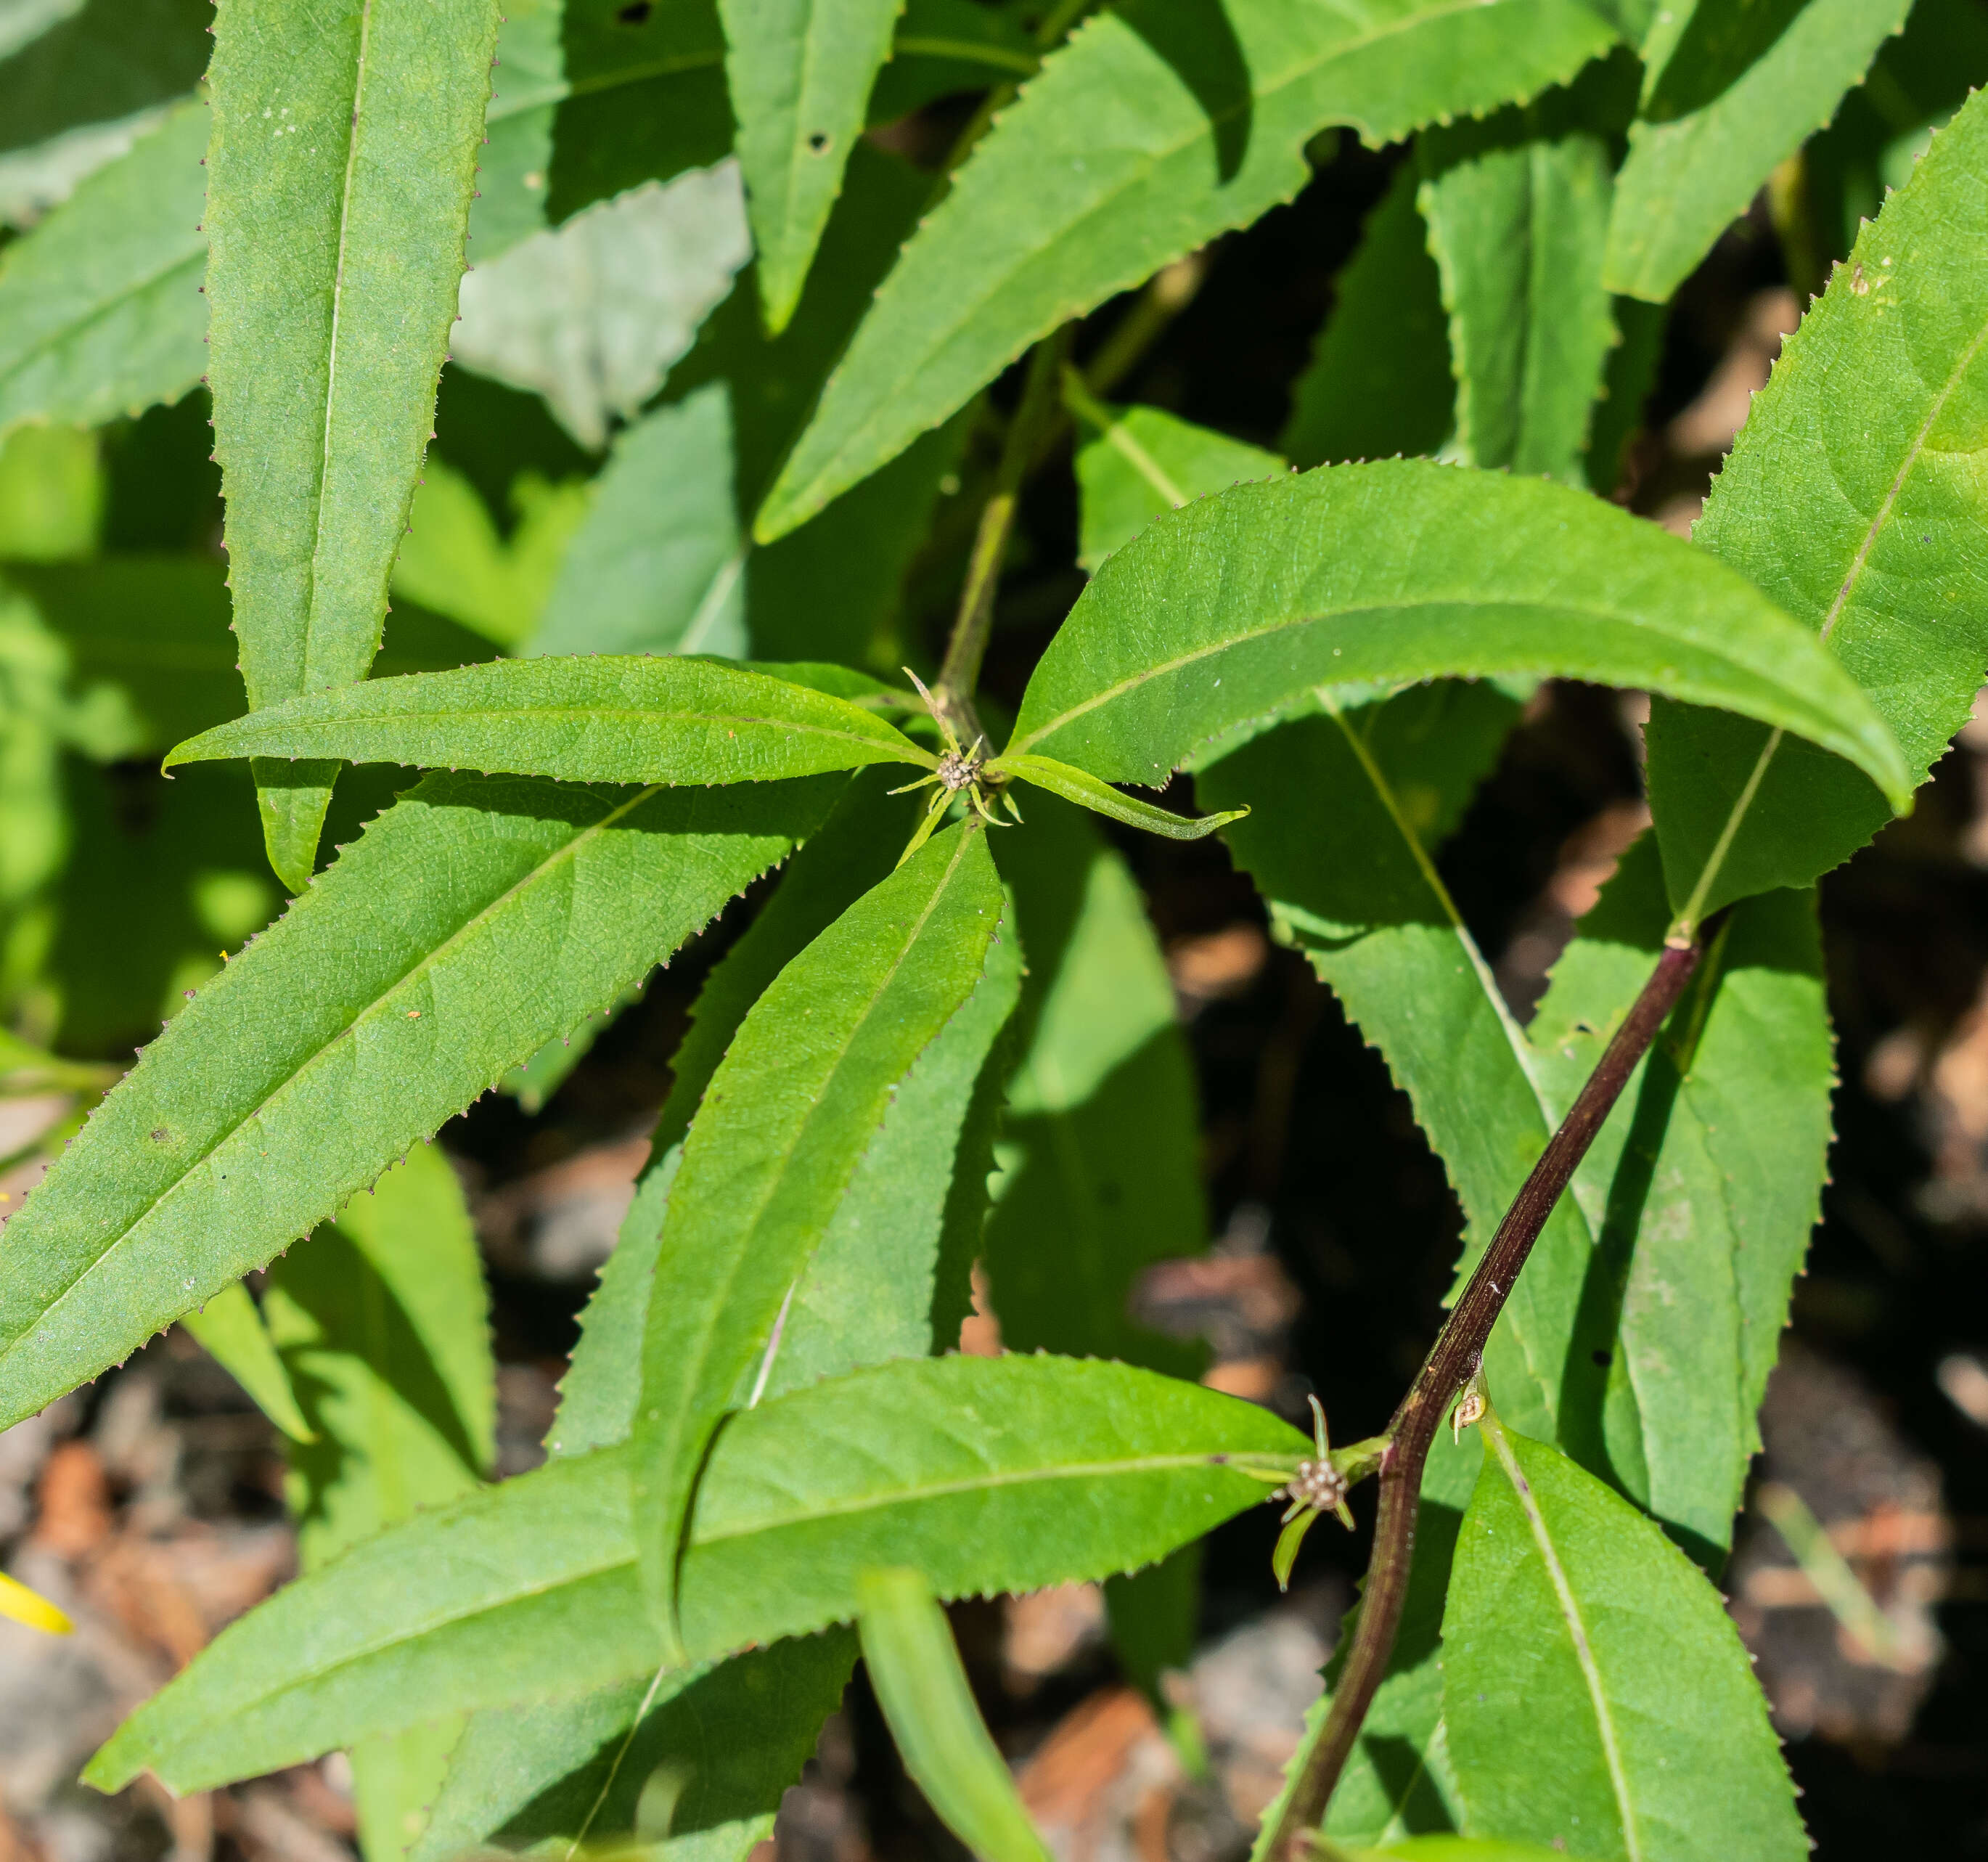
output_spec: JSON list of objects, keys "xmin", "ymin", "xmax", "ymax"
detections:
[{"xmin": 0, "ymin": 1570, "xmax": 73, "ymax": 1635}]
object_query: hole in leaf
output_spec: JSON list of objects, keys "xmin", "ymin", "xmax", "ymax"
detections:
[
  {"xmin": 807, "ymin": 132, "xmax": 831, "ymax": 153},
  {"xmin": 1590, "ymin": 1347, "xmax": 1613, "ymax": 1368},
  {"xmin": 616, "ymin": 1, "xmax": 652, "ymax": 21}
]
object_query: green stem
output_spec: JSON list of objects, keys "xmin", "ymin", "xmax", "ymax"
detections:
[{"xmin": 933, "ymin": 333, "xmax": 1068, "ymax": 748}]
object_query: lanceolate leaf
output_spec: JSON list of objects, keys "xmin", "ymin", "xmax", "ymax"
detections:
[
  {"xmin": 856, "ymin": 1568, "xmax": 1055, "ymax": 1862},
  {"xmin": 1068, "ymin": 387, "xmax": 1283, "ymax": 571},
  {"xmin": 1603, "ymin": 0, "xmax": 1911, "ymax": 303},
  {"xmin": 421, "ymin": 790, "xmax": 1015, "ymax": 1862},
  {"xmin": 410, "ymin": 1633, "xmax": 858, "ymax": 1862},
  {"xmin": 166, "ymin": 657, "xmax": 935, "ymax": 786},
  {"xmin": 722, "ymin": 0, "xmax": 904, "ymax": 333},
  {"xmin": 983, "ymin": 793, "xmax": 1208, "ymax": 1377},
  {"xmin": 991, "ymin": 754, "xmax": 1247, "ymax": 840},
  {"xmin": 769, "ymin": 928, "xmax": 1021, "ymax": 1392},
  {"xmin": 1203, "ymin": 697, "xmax": 1833, "ymax": 1554},
  {"xmin": 648, "ymin": 770, "xmax": 927, "ymax": 1164},
  {"xmin": 181, "ymin": 1280, "xmax": 316, "ymax": 1445},
  {"xmin": 264, "ymin": 1142, "xmax": 495, "ymax": 1568},
  {"xmin": 89, "ymin": 1355, "xmax": 1307, "ymax": 1792},
  {"xmin": 528, "ymin": 386, "xmax": 747, "ymax": 658},
  {"xmin": 0, "ymin": 99, "xmax": 207, "ymax": 438},
  {"xmin": 753, "ymin": 0, "xmax": 1621, "ymax": 538},
  {"xmin": 1282, "ymin": 163, "xmax": 1453, "ymax": 470},
  {"xmin": 1523, "ymin": 842, "xmax": 1832, "ymax": 1557},
  {"xmin": 1418, "ymin": 102, "xmax": 1616, "ymax": 484},
  {"xmin": 206, "ymin": 0, "xmax": 504, "ymax": 889},
  {"xmin": 1444, "ymin": 1410, "xmax": 1805, "ymax": 1859},
  {"xmin": 0, "ymin": 772, "xmax": 845, "ymax": 1432},
  {"xmin": 634, "ymin": 822, "xmax": 1002, "ymax": 1644},
  {"xmin": 1646, "ymin": 85, "xmax": 1988, "ymax": 926},
  {"xmin": 1005, "ymin": 462, "xmax": 1908, "ymax": 807}
]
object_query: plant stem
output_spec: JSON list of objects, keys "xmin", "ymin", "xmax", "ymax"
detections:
[
  {"xmin": 934, "ymin": 332, "xmax": 1068, "ymax": 748},
  {"xmin": 1260, "ymin": 927, "xmax": 1715, "ymax": 1859}
]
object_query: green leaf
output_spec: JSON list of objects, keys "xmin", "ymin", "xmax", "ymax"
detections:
[
  {"xmin": 1646, "ymin": 85, "xmax": 1988, "ymax": 926},
  {"xmin": 768, "ymin": 923, "xmax": 1021, "ymax": 1394},
  {"xmin": 1417, "ymin": 97, "xmax": 1616, "ymax": 483},
  {"xmin": 1603, "ymin": 0, "xmax": 1911, "ymax": 302},
  {"xmin": 856, "ymin": 1567, "xmax": 1055, "ymax": 1862},
  {"xmin": 1005, "ymin": 461, "xmax": 1909, "ymax": 809},
  {"xmin": 633, "ymin": 821, "xmax": 1002, "ymax": 1645},
  {"xmin": 754, "ymin": 0, "xmax": 1621, "ymax": 538},
  {"xmin": 264, "ymin": 1142, "xmax": 495, "ymax": 1568},
  {"xmin": 12, "ymin": 555, "xmax": 514, "ymax": 767},
  {"xmin": 649, "ymin": 769, "xmax": 927, "ymax": 1163},
  {"xmin": 265, "ymin": 1142, "xmax": 496, "ymax": 1862},
  {"xmin": 983, "ymin": 794, "xmax": 1208, "ymax": 1377},
  {"xmin": 392, "ymin": 459, "xmax": 590, "ymax": 650},
  {"xmin": 0, "ymin": 770, "xmax": 845, "ymax": 1431},
  {"xmin": 1523, "ymin": 841, "xmax": 1832, "ymax": 1561},
  {"xmin": 1443, "ymin": 1408, "xmax": 1805, "ymax": 1860},
  {"xmin": 528, "ymin": 386, "xmax": 746, "ymax": 658},
  {"xmin": 181, "ymin": 1281, "xmax": 316, "ymax": 1445},
  {"xmin": 1804, "ymin": 0, "xmax": 1988, "ymax": 265},
  {"xmin": 206, "ymin": 0, "xmax": 504, "ymax": 889},
  {"xmin": 12, "ymin": 557, "xmax": 243, "ymax": 757},
  {"xmin": 870, "ymin": 0, "xmax": 1037, "ymax": 124},
  {"xmin": 1322, "ymin": 1838, "xmax": 1588, "ymax": 1862},
  {"xmin": 410, "ymin": 1633, "xmax": 858, "ymax": 1862},
  {"xmin": 455, "ymin": 164, "xmax": 751, "ymax": 452},
  {"xmin": 40, "ymin": 761, "xmax": 277, "ymax": 1056},
  {"xmin": 425, "ymin": 786, "xmax": 1013, "ymax": 1862},
  {"xmin": 0, "ymin": 99, "xmax": 207, "ymax": 438},
  {"xmin": 662, "ymin": 142, "xmax": 970, "ymax": 667},
  {"xmin": 1203, "ymin": 698, "xmax": 1832, "ymax": 1556},
  {"xmin": 1282, "ymin": 163, "xmax": 1453, "ymax": 470},
  {"xmin": 0, "ymin": 590, "xmax": 77, "ymax": 906},
  {"xmin": 504, "ymin": 0, "xmax": 741, "ymax": 247},
  {"xmin": 87, "ymin": 1353, "xmax": 1308, "ymax": 1792},
  {"xmin": 353, "ymin": 1724, "xmax": 466, "ymax": 1862},
  {"xmin": 0, "ymin": 0, "xmax": 210, "ymax": 187},
  {"xmin": 992, "ymin": 753, "xmax": 1248, "ymax": 840},
  {"xmin": 722, "ymin": 0, "xmax": 903, "ymax": 332},
  {"xmin": 165, "ymin": 656, "xmax": 936, "ymax": 785},
  {"xmin": 1068, "ymin": 383, "xmax": 1285, "ymax": 571}
]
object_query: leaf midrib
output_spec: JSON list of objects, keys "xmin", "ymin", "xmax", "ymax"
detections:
[
  {"xmin": 5, "ymin": 785, "xmax": 666, "ymax": 1359},
  {"xmin": 195, "ymin": 702, "xmax": 923, "ymax": 763},
  {"xmin": 1007, "ymin": 595, "xmax": 1817, "ymax": 762},
  {"xmin": 300, "ymin": 0, "xmax": 377, "ymax": 692},
  {"xmin": 653, "ymin": 825, "xmax": 985, "ymax": 1473},
  {"xmin": 1485, "ymin": 1414, "xmax": 1643, "ymax": 1861},
  {"xmin": 133, "ymin": 1440, "xmax": 1262, "ymax": 1770}
]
